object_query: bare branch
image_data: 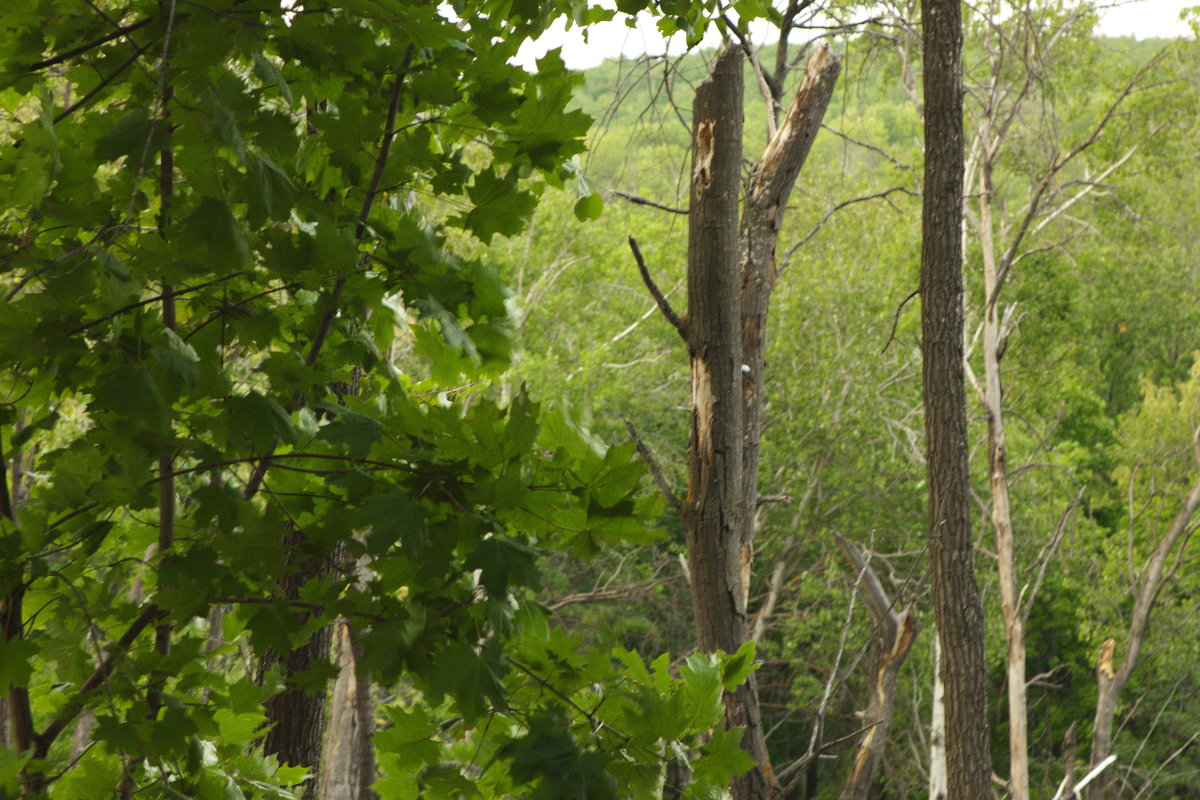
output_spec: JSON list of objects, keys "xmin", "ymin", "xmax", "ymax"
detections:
[
  {"xmin": 881, "ymin": 288, "xmax": 920, "ymax": 354},
  {"xmin": 618, "ymin": 412, "xmax": 683, "ymax": 514},
  {"xmin": 627, "ymin": 236, "xmax": 687, "ymax": 341},
  {"xmin": 609, "ymin": 189, "xmax": 687, "ymax": 215}
]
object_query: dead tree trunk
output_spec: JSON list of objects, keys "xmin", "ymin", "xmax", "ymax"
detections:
[
  {"xmin": 919, "ymin": 0, "xmax": 993, "ymax": 796},
  {"xmin": 683, "ymin": 41, "xmax": 840, "ymax": 800},
  {"xmin": 834, "ymin": 534, "xmax": 919, "ymax": 800},
  {"xmin": 929, "ymin": 631, "xmax": 947, "ymax": 800},
  {"xmin": 1087, "ymin": 457, "xmax": 1200, "ymax": 800},
  {"xmin": 636, "ymin": 39, "xmax": 839, "ymax": 800},
  {"xmin": 319, "ymin": 621, "xmax": 375, "ymax": 800},
  {"xmin": 683, "ymin": 44, "xmax": 770, "ymax": 800}
]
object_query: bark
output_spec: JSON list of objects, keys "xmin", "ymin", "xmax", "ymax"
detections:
[
  {"xmin": 1, "ymin": 429, "xmax": 36, "ymax": 789},
  {"xmin": 684, "ymin": 45, "xmax": 773, "ymax": 800},
  {"xmin": 739, "ymin": 42, "xmax": 840, "ymax": 605},
  {"xmin": 1087, "ymin": 466, "xmax": 1200, "ymax": 800},
  {"xmin": 929, "ymin": 632, "xmax": 947, "ymax": 800},
  {"xmin": 675, "ymin": 41, "xmax": 839, "ymax": 800},
  {"xmin": 319, "ymin": 621, "xmax": 375, "ymax": 800},
  {"xmin": 258, "ymin": 531, "xmax": 339, "ymax": 800},
  {"xmin": 919, "ymin": 0, "xmax": 992, "ymax": 796},
  {"xmin": 834, "ymin": 534, "xmax": 919, "ymax": 800}
]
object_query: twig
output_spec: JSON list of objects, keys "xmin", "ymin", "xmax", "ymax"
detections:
[
  {"xmin": 618, "ymin": 412, "xmax": 683, "ymax": 514},
  {"xmin": 780, "ymin": 185, "xmax": 916, "ymax": 273},
  {"xmin": 70, "ymin": 272, "xmax": 246, "ymax": 334},
  {"xmin": 609, "ymin": 190, "xmax": 687, "ymax": 215},
  {"xmin": 33, "ymin": 605, "xmax": 168, "ymax": 759},
  {"xmin": 53, "ymin": 41, "xmax": 154, "ymax": 124},
  {"xmin": 627, "ymin": 236, "xmax": 687, "ymax": 342},
  {"xmin": 28, "ymin": 18, "xmax": 154, "ymax": 71},
  {"xmin": 881, "ymin": 288, "xmax": 920, "ymax": 354}
]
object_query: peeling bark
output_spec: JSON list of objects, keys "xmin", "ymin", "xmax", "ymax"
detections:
[{"xmin": 677, "ymin": 41, "xmax": 841, "ymax": 800}]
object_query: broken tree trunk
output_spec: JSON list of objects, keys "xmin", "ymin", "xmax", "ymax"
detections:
[
  {"xmin": 1087, "ymin": 460, "xmax": 1200, "ymax": 800},
  {"xmin": 679, "ymin": 40, "xmax": 840, "ymax": 800},
  {"xmin": 684, "ymin": 44, "xmax": 771, "ymax": 800},
  {"xmin": 834, "ymin": 533, "xmax": 919, "ymax": 800}
]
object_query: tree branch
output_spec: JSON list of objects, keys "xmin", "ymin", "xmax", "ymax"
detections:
[
  {"xmin": 33, "ymin": 605, "xmax": 168, "ymax": 760},
  {"xmin": 618, "ymin": 412, "xmax": 683, "ymax": 514},
  {"xmin": 28, "ymin": 18, "xmax": 154, "ymax": 71},
  {"xmin": 627, "ymin": 236, "xmax": 687, "ymax": 341},
  {"xmin": 609, "ymin": 189, "xmax": 687, "ymax": 215}
]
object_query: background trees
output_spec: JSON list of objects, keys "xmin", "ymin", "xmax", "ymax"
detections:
[{"xmin": 1, "ymin": 1, "xmax": 1199, "ymax": 798}]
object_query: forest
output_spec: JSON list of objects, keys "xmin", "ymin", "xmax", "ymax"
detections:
[{"xmin": 0, "ymin": 0, "xmax": 1198, "ymax": 799}]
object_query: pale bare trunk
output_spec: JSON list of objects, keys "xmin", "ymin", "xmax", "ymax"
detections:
[
  {"xmin": 1087, "ymin": 464, "xmax": 1200, "ymax": 800},
  {"xmin": 977, "ymin": 162, "xmax": 1030, "ymax": 800},
  {"xmin": 835, "ymin": 534, "xmax": 919, "ymax": 800},
  {"xmin": 929, "ymin": 633, "xmax": 947, "ymax": 800},
  {"xmin": 319, "ymin": 622, "xmax": 374, "ymax": 800}
]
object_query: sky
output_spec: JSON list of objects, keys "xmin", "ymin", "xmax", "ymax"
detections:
[{"xmin": 513, "ymin": 0, "xmax": 1197, "ymax": 70}]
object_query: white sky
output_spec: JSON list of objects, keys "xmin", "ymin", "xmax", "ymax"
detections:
[{"xmin": 513, "ymin": 0, "xmax": 1197, "ymax": 70}]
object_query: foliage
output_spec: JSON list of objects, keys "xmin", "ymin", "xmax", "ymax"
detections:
[{"xmin": 0, "ymin": 0, "xmax": 779, "ymax": 797}]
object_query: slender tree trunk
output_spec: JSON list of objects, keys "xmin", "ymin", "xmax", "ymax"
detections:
[
  {"xmin": 919, "ymin": 1, "xmax": 992, "ymax": 796},
  {"xmin": 929, "ymin": 631, "xmax": 947, "ymax": 800},
  {"xmin": 976, "ymin": 159, "xmax": 1030, "ymax": 800},
  {"xmin": 258, "ymin": 532, "xmax": 338, "ymax": 800},
  {"xmin": 2, "ymin": 428, "xmax": 37, "ymax": 791},
  {"xmin": 1087, "ymin": 468, "xmax": 1200, "ymax": 800}
]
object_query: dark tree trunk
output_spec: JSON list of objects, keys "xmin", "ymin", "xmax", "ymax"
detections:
[
  {"xmin": 258, "ymin": 531, "xmax": 338, "ymax": 800},
  {"xmin": 919, "ymin": 1, "xmax": 993, "ymax": 797}
]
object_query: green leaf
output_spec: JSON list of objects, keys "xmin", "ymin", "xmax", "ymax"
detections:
[
  {"xmin": 427, "ymin": 641, "xmax": 506, "ymax": 720},
  {"xmin": 462, "ymin": 168, "xmax": 537, "ymax": 243},
  {"xmin": 464, "ymin": 537, "xmax": 543, "ymax": 599},
  {"xmin": 91, "ymin": 364, "xmax": 169, "ymax": 430},
  {"xmin": 179, "ymin": 197, "xmax": 251, "ymax": 269},
  {"xmin": 573, "ymin": 191, "xmax": 603, "ymax": 221},
  {"xmin": 692, "ymin": 725, "xmax": 756, "ymax": 787},
  {"xmin": 354, "ymin": 489, "xmax": 428, "ymax": 555},
  {"xmin": 225, "ymin": 393, "xmax": 295, "ymax": 452},
  {"xmin": 245, "ymin": 153, "xmax": 296, "ymax": 226},
  {"xmin": 0, "ymin": 635, "xmax": 36, "ymax": 688},
  {"xmin": 252, "ymin": 52, "xmax": 294, "ymax": 105},
  {"xmin": 214, "ymin": 708, "xmax": 267, "ymax": 746},
  {"xmin": 720, "ymin": 641, "xmax": 759, "ymax": 691},
  {"xmin": 94, "ymin": 111, "xmax": 162, "ymax": 162},
  {"xmin": 9, "ymin": 409, "xmax": 58, "ymax": 450},
  {"xmin": 316, "ymin": 404, "xmax": 382, "ymax": 458}
]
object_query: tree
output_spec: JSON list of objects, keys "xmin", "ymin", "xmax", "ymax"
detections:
[
  {"xmin": 1087, "ymin": 360, "xmax": 1200, "ymax": 800},
  {"xmin": 643, "ymin": 36, "xmax": 841, "ymax": 800},
  {"xmin": 0, "ymin": 1, "xmax": 764, "ymax": 797},
  {"xmin": 918, "ymin": 0, "xmax": 993, "ymax": 795}
]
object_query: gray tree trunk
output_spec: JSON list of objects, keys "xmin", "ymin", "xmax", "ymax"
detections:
[{"xmin": 677, "ymin": 40, "xmax": 840, "ymax": 800}]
